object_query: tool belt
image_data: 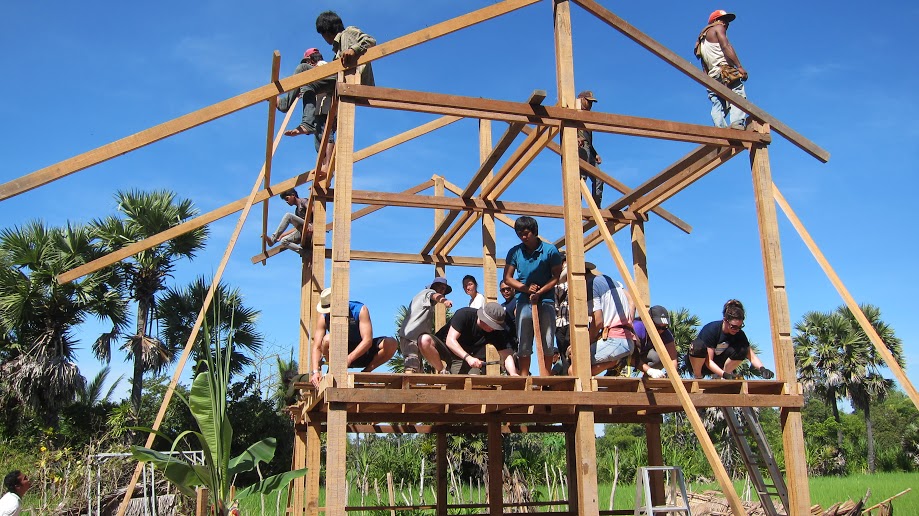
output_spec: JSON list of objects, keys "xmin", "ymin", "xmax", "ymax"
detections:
[
  {"xmin": 603, "ymin": 324, "xmax": 634, "ymax": 340},
  {"xmin": 718, "ymin": 63, "xmax": 745, "ymax": 86}
]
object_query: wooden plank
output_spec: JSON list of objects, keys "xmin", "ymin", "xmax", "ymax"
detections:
[
  {"xmin": 436, "ymin": 211, "xmax": 479, "ymax": 255},
  {"xmin": 0, "ymin": 0, "xmax": 542, "ymax": 201},
  {"xmin": 530, "ymin": 126, "xmax": 692, "ymax": 237},
  {"xmin": 578, "ymin": 178, "xmax": 748, "ymax": 515},
  {"xmin": 480, "ymin": 125, "xmax": 499, "ymax": 301},
  {"xmin": 306, "ymin": 422, "xmax": 322, "ymax": 516},
  {"xmin": 261, "ymin": 51, "xmax": 284, "ymax": 264},
  {"xmin": 748, "ymin": 137, "xmax": 809, "ymax": 514},
  {"xmin": 481, "ymin": 125, "xmax": 557, "ymax": 200},
  {"xmin": 571, "ymin": 0, "xmax": 829, "ymax": 163},
  {"xmin": 774, "ymin": 183, "xmax": 919, "ymax": 410},
  {"xmin": 629, "ymin": 146, "xmax": 741, "ymax": 213},
  {"xmin": 433, "ymin": 177, "xmax": 448, "ymax": 336},
  {"xmin": 436, "ymin": 433, "xmax": 447, "ymax": 516},
  {"xmin": 332, "ymin": 249, "xmax": 506, "ymax": 267},
  {"xmin": 340, "ymin": 84, "xmax": 771, "ymax": 147},
  {"xmin": 631, "ymin": 220, "xmax": 649, "ymax": 308}
]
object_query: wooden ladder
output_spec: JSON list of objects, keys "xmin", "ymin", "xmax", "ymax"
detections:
[
  {"xmin": 633, "ymin": 466, "xmax": 691, "ymax": 515},
  {"xmin": 721, "ymin": 406, "xmax": 790, "ymax": 516}
]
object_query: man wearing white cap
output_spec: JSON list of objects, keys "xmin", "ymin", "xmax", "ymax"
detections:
[
  {"xmin": 398, "ymin": 277, "xmax": 454, "ymax": 373},
  {"xmin": 422, "ymin": 303, "xmax": 519, "ymax": 375},
  {"xmin": 695, "ymin": 9, "xmax": 749, "ymax": 129},
  {"xmin": 309, "ymin": 288, "xmax": 397, "ymax": 388}
]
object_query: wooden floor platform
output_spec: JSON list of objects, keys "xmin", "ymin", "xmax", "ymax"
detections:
[{"xmin": 292, "ymin": 373, "xmax": 800, "ymax": 425}]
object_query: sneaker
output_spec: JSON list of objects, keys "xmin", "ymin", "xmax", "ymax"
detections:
[
  {"xmin": 758, "ymin": 367, "xmax": 775, "ymax": 379},
  {"xmin": 264, "ymin": 235, "xmax": 276, "ymax": 246},
  {"xmin": 404, "ymin": 355, "xmax": 421, "ymax": 373}
]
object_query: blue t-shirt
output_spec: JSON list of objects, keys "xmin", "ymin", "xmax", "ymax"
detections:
[
  {"xmin": 505, "ymin": 241, "xmax": 562, "ymax": 304},
  {"xmin": 324, "ymin": 300, "xmax": 364, "ymax": 351}
]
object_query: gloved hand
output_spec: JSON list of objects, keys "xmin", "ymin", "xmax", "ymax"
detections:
[
  {"xmin": 722, "ymin": 372, "xmax": 737, "ymax": 380},
  {"xmin": 646, "ymin": 367, "xmax": 666, "ymax": 379},
  {"xmin": 758, "ymin": 366, "xmax": 775, "ymax": 379}
]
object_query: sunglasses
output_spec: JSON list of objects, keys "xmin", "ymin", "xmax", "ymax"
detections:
[{"xmin": 727, "ymin": 322, "xmax": 745, "ymax": 331}]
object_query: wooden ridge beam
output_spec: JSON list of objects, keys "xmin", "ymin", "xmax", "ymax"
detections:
[
  {"xmin": 571, "ymin": 0, "xmax": 829, "ymax": 163},
  {"xmin": 339, "ymin": 84, "xmax": 770, "ymax": 147},
  {"xmin": 322, "ymin": 189, "xmax": 646, "ymax": 222},
  {"xmin": 0, "ymin": 0, "xmax": 540, "ymax": 201},
  {"xmin": 606, "ymin": 144, "xmax": 719, "ymax": 211},
  {"xmin": 530, "ymin": 126, "xmax": 691, "ymax": 237}
]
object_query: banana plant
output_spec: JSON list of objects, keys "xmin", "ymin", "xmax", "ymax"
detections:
[{"xmin": 131, "ymin": 318, "xmax": 306, "ymax": 514}]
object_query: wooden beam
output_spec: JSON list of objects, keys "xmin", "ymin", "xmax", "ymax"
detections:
[
  {"xmin": 488, "ymin": 422, "xmax": 504, "ymax": 514},
  {"xmin": 328, "ymin": 189, "xmax": 645, "ymax": 222},
  {"xmin": 774, "ymin": 183, "xmax": 919, "ymax": 409},
  {"xmin": 629, "ymin": 147, "xmax": 741, "ymax": 214},
  {"xmin": 261, "ymin": 51, "xmax": 284, "ymax": 264},
  {"xmin": 579, "ymin": 177, "xmax": 748, "ymax": 515},
  {"xmin": 482, "ymin": 125, "xmax": 557, "ymax": 200},
  {"xmin": 530, "ymin": 126, "xmax": 691, "ymax": 236},
  {"xmin": 325, "ymin": 179, "xmax": 434, "ymax": 232},
  {"xmin": 353, "ymin": 115, "xmax": 462, "ymax": 162},
  {"xmin": 571, "ymin": 0, "xmax": 829, "ymax": 163},
  {"xmin": 606, "ymin": 144, "xmax": 719, "ymax": 212},
  {"xmin": 339, "ymin": 84, "xmax": 770, "ymax": 147},
  {"xmin": 0, "ymin": 0, "xmax": 541, "ymax": 201},
  {"xmin": 748, "ymin": 133, "xmax": 809, "ymax": 514}
]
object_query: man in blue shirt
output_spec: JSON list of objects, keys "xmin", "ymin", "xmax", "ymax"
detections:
[{"xmin": 503, "ymin": 216, "xmax": 563, "ymax": 375}]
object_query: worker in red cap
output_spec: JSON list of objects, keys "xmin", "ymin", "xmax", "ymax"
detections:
[
  {"xmin": 694, "ymin": 9, "xmax": 748, "ymax": 129},
  {"xmin": 280, "ymin": 46, "xmax": 336, "ymax": 152}
]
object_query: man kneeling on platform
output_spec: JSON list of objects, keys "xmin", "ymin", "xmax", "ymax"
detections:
[
  {"xmin": 570, "ymin": 266, "xmax": 636, "ymax": 375},
  {"xmin": 310, "ymin": 288, "xmax": 398, "ymax": 388},
  {"xmin": 420, "ymin": 302, "xmax": 519, "ymax": 375}
]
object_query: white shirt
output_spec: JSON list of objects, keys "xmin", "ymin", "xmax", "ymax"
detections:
[
  {"xmin": 468, "ymin": 293, "xmax": 486, "ymax": 310},
  {"xmin": 0, "ymin": 492, "xmax": 22, "ymax": 516}
]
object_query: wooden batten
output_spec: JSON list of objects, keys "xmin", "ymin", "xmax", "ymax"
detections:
[{"xmin": 630, "ymin": 146, "xmax": 741, "ymax": 213}]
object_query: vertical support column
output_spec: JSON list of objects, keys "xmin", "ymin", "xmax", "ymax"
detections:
[
  {"xmin": 487, "ymin": 423, "xmax": 504, "ymax": 514},
  {"xmin": 325, "ymin": 86, "xmax": 357, "ymax": 516},
  {"xmin": 749, "ymin": 127, "xmax": 811, "ymax": 515},
  {"xmin": 644, "ymin": 419, "xmax": 665, "ymax": 506},
  {"xmin": 479, "ymin": 120, "xmax": 498, "ymax": 303},
  {"xmin": 554, "ymin": 2, "xmax": 599, "ymax": 515},
  {"xmin": 433, "ymin": 176, "xmax": 447, "ymax": 331},
  {"xmin": 305, "ymin": 421, "xmax": 322, "ymax": 516},
  {"xmin": 436, "ymin": 432, "xmax": 448, "ymax": 516},
  {"xmin": 564, "ymin": 429, "xmax": 579, "ymax": 514}
]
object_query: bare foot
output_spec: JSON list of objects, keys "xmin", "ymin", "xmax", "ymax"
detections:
[{"xmin": 284, "ymin": 125, "xmax": 313, "ymax": 137}]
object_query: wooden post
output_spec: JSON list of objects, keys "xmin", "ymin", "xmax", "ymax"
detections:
[
  {"xmin": 325, "ymin": 75, "xmax": 358, "ymax": 516},
  {"xmin": 749, "ymin": 127, "xmax": 810, "ymax": 514},
  {"xmin": 554, "ymin": 2, "xmax": 600, "ymax": 515},
  {"xmin": 487, "ymin": 423, "xmax": 504, "ymax": 514},
  {"xmin": 436, "ymin": 432, "xmax": 448, "ymax": 516},
  {"xmin": 306, "ymin": 421, "xmax": 322, "ymax": 516},
  {"xmin": 195, "ymin": 487, "xmax": 209, "ymax": 516},
  {"xmin": 480, "ymin": 119, "xmax": 499, "ymax": 303},
  {"xmin": 433, "ymin": 175, "xmax": 448, "ymax": 372},
  {"xmin": 260, "ymin": 51, "xmax": 282, "ymax": 263},
  {"xmin": 565, "ymin": 429, "xmax": 579, "ymax": 514}
]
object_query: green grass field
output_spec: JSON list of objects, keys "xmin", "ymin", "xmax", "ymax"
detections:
[{"xmin": 234, "ymin": 471, "xmax": 919, "ymax": 514}]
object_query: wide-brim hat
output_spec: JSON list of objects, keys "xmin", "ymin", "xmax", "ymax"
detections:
[
  {"xmin": 427, "ymin": 277, "xmax": 453, "ymax": 295},
  {"xmin": 316, "ymin": 287, "xmax": 332, "ymax": 314},
  {"xmin": 585, "ymin": 261, "xmax": 602, "ymax": 276}
]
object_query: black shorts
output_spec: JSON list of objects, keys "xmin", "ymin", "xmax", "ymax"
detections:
[
  {"xmin": 689, "ymin": 340, "xmax": 748, "ymax": 362},
  {"xmin": 431, "ymin": 336, "xmax": 490, "ymax": 375},
  {"xmin": 349, "ymin": 336, "xmax": 386, "ymax": 369}
]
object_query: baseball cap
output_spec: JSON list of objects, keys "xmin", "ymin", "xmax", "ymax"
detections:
[
  {"xmin": 427, "ymin": 277, "xmax": 453, "ymax": 295},
  {"xmin": 649, "ymin": 305, "xmax": 670, "ymax": 326},
  {"xmin": 316, "ymin": 287, "xmax": 332, "ymax": 314},
  {"xmin": 577, "ymin": 90, "xmax": 598, "ymax": 102},
  {"xmin": 477, "ymin": 302, "xmax": 506, "ymax": 330},
  {"xmin": 304, "ymin": 48, "xmax": 321, "ymax": 59},
  {"xmin": 708, "ymin": 10, "xmax": 736, "ymax": 24}
]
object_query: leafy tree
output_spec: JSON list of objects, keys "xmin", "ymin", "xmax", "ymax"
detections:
[
  {"xmin": 0, "ymin": 221, "xmax": 127, "ymax": 428},
  {"xmin": 156, "ymin": 276, "xmax": 264, "ymax": 378},
  {"xmin": 667, "ymin": 307, "xmax": 700, "ymax": 377},
  {"xmin": 92, "ymin": 189, "xmax": 207, "ymax": 419}
]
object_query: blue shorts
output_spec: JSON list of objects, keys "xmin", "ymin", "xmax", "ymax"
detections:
[{"xmin": 590, "ymin": 337, "xmax": 634, "ymax": 366}]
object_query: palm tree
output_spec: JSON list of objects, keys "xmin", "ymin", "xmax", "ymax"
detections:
[
  {"xmin": 92, "ymin": 189, "xmax": 208, "ymax": 419},
  {"xmin": 156, "ymin": 276, "xmax": 264, "ymax": 378},
  {"xmin": 793, "ymin": 310, "xmax": 858, "ymax": 451},
  {"xmin": 668, "ymin": 307, "xmax": 700, "ymax": 377},
  {"xmin": 839, "ymin": 304, "xmax": 903, "ymax": 473},
  {"xmin": 0, "ymin": 221, "xmax": 127, "ymax": 426}
]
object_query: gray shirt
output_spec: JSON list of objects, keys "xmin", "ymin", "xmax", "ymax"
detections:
[{"xmin": 399, "ymin": 288, "xmax": 437, "ymax": 342}]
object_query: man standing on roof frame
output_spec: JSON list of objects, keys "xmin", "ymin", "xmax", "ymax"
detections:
[{"xmin": 696, "ymin": 9, "xmax": 749, "ymax": 129}]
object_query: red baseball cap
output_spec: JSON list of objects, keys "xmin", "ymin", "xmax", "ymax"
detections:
[
  {"xmin": 708, "ymin": 10, "xmax": 736, "ymax": 24},
  {"xmin": 304, "ymin": 48, "xmax": 321, "ymax": 59}
]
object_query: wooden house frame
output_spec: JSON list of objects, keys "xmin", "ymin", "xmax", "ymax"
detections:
[{"xmin": 3, "ymin": 1, "xmax": 916, "ymax": 516}]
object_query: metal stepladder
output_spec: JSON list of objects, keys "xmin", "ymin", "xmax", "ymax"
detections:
[
  {"xmin": 633, "ymin": 466, "xmax": 691, "ymax": 515},
  {"xmin": 721, "ymin": 406, "xmax": 790, "ymax": 516}
]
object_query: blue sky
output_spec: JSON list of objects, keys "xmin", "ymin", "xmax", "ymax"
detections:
[{"xmin": 2, "ymin": 1, "xmax": 918, "ymax": 399}]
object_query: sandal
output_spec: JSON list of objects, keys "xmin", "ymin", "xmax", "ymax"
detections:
[{"xmin": 284, "ymin": 124, "xmax": 313, "ymax": 137}]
